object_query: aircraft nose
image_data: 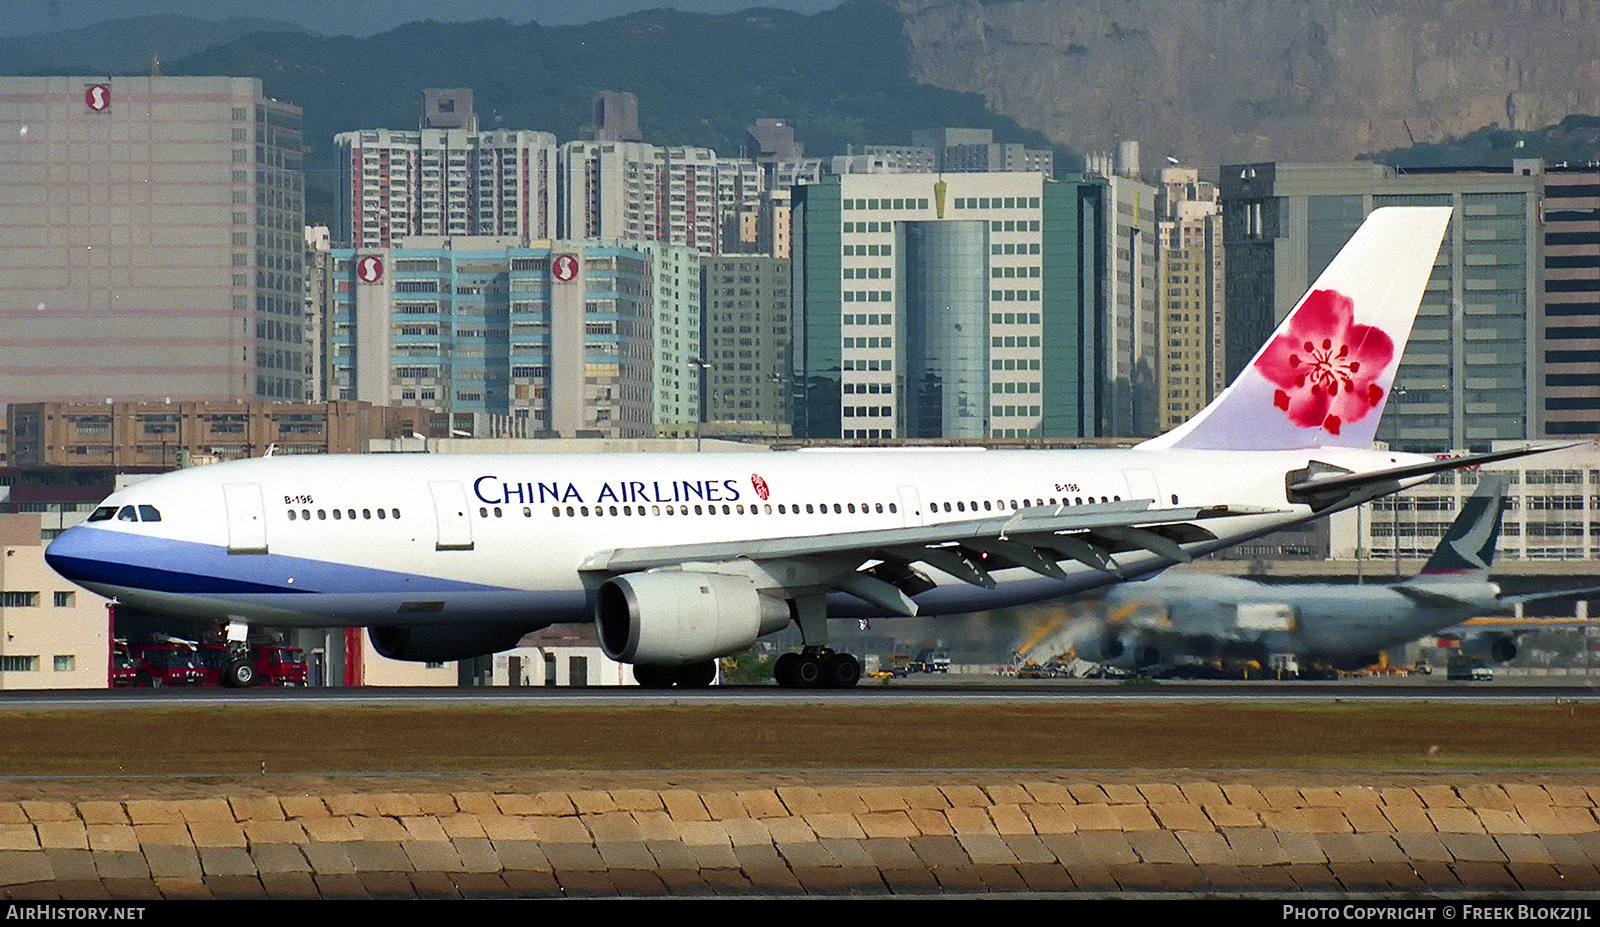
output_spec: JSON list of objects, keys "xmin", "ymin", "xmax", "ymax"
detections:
[{"xmin": 45, "ymin": 525, "xmax": 113, "ymax": 585}]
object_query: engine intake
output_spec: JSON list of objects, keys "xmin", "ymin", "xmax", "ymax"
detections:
[
  {"xmin": 1459, "ymin": 632, "xmax": 1518, "ymax": 664},
  {"xmin": 596, "ymin": 570, "xmax": 789, "ymax": 665}
]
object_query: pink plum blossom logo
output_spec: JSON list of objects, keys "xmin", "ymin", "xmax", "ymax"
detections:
[{"xmin": 1253, "ymin": 289, "xmax": 1394, "ymax": 436}]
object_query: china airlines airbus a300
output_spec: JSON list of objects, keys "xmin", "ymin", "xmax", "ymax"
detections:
[{"xmin": 44, "ymin": 206, "xmax": 1551, "ymax": 688}]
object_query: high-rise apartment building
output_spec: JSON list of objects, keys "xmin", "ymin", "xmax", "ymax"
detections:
[
  {"xmin": 0, "ymin": 76, "xmax": 306, "ymax": 403},
  {"xmin": 1221, "ymin": 161, "xmax": 1543, "ymax": 453},
  {"xmin": 557, "ymin": 141, "xmax": 724, "ymax": 253},
  {"xmin": 1154, "ymin": 168, "xmax": 1225, "ymax": 432},
  {"xmin": 335, "ymin": 127, "xmax": 559, "ymax": 248},
  {"xmin": 329, "ymin": 238, "xmax": 653, "ymax": 438},
  {"xmin": 792, "ymin": 172, "xmax": 1108, "ymax": 440},
  {"xmin": 912, "ymin": 128, "xmax": 1053, "ymax": 175}
]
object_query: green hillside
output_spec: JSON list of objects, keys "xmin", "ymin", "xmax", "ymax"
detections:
[
  {"xmin": 1362, "ymin": 115, "xmax": 1600, "ymax": 169},
  {"xmin": 159, "ymin": 0, "xmax": 1074, "ymax": 197}
]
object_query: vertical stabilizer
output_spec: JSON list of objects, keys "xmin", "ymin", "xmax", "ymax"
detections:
[
  {"xmin": 1141, "ymin": 207, "xmax": 1453, "ymax": 451},
  {"xmin": 1409, "ymin": 475, "xmax": 1509, "ymax": 583}
]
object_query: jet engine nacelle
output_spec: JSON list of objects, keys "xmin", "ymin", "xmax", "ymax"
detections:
[
  {"xmin": 369, "ymin": 623, "xmax": 534, "ymax": 663},
  {"xmin": 1459, "ymin": 632, "xmax": 1518, "ymax": 663},
  {"xmin": 596, "ymin": 570, "xmax": 790, "ymax": 665},
  {"xmin": 1076, "ymin": 632, "xmax": 1161, "ymax": 669}
]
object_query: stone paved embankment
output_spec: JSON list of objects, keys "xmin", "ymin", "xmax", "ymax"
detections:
[{"xmin": 3, "ymin": 773, "xmax": 1600, "ymax": 898}]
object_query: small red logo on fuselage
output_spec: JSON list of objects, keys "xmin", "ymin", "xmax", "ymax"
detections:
[{"xmin": 751, "ymin": 473, "xmax": 770, "ymax": 501}]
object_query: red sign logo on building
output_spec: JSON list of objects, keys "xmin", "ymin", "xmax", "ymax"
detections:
[
  {"xmin": 85, "ymin": 85, "xmax": 110, "ymax": 112},
  {"xmin": 357, "ymin": 255, "xmax": 384, "ymax": 283},
  {"xmin": 552, "ymin": 254, "xmax": 580, "ymax": 282}
]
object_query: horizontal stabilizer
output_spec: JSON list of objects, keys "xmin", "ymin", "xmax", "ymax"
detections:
[
  {"xmin": 1393, "ymin": 585, "xmax": 1476, "ymax": 610},
  {"xmin": 1287, "ymin": 444, "xmax": 1574, "ymax": 511}
]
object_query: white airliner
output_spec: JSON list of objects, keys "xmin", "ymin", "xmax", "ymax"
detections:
[{"xmin": 44, "ymin": 206, "xmax": 1550, "ymax": 688}]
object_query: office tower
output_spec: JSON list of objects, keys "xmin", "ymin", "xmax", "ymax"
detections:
[
  {"xmin": 636, "ymin": 242, "xmax": 704, "ymax": 436},
  {"xmin": 703, "ymin": 255, "xmax": 792, "ymax": 435},
  {"xmin": 329, "ymin": 239, "xmax": 653, "ymax": 438},
  {"xmin": 0, "ymin": 76, "xmax": 306, "ymax": 403},
  {"xmin": 792, "ymin": 172, "xmax": 1106, "ymax": 440},
  {"xmin": 1542, "ymin": 166, "xmax": 1600, "ymax": 438}
]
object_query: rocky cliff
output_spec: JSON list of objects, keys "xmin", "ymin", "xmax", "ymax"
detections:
[{"xmin": 898, "ymin": 0, "xmax": 1600, "ymax": 169}]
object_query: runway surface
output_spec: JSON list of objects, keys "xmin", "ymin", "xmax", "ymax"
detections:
[{"xmin": 4, "ymin": 677, "xmax": 1599, "ymax": 898}]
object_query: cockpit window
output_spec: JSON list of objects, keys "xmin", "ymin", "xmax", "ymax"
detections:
[{"xmin": 97, "ymin": 504, "xmax": 162, "ymax": 523}]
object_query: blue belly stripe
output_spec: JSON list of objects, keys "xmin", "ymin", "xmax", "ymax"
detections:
[{"xmin": 46, "ymin": 527, "xmax": 511, "ymax": 596}]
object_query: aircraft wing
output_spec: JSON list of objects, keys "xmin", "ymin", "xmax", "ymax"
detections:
[{"xmin": 579, "ymin": 499, "xmax": 1284, "ymax": 616}]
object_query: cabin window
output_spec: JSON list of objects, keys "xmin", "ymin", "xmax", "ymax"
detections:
[
  {"xmin": 376, "ymin": 508, "xmax": 386, "ymax": 519},
  {"xmin": 138, "ymin": 505, "xmax": 162, "ymax": 522},
  {"xmin": 117, "ymin": 506, "xmax": 137, "ymax": 522},
  {"xmin": 88, "ymin": 506, "xmax": 117, "ymax": 522},
  {"xmin": 287, "ymin": 510, "xmax": 297, "ymax": 521}
]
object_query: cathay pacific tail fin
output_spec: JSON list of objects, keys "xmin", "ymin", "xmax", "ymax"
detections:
[
  {"xmin": 1408, "ymin": 475, "xmax": 1510, "ymax": 584},
  {"xmin": 1141, "ymin": 206, "xmax": 1453, "ymax": 451}
]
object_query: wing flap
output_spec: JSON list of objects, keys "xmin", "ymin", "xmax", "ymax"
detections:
[{"xmin": 580, "ymin": 500, "xmax": 1284, "ymax": 615}]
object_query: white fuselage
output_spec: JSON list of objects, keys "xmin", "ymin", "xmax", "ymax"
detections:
[
  {"xmin": 45, "ymin": 445, "xmax": 1432, "ymax": 633},
  {"xmin": 1103, "ymin": 573, "xmax": 1503, "ymax": 667}
]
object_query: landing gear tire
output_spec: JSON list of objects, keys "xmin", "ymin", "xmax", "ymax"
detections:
[
  {"xmin": 774, "ymin": 652, "xmax": 799, "ymax": 688},
  {"xmin": 633, "ymin": 664, "xmax": 676, "ymax": 689},
  {"xmin": 222, "ymin": 658, "xmax": 256, "ymax": 688},
  {"xmin": 675, "ymin": 660, "xmax": 718, "ymax": 688},
  {"xmin": 793, "ymin": 653, "xmax": 824, "ymax": 688},
  {"xmin": 823, "ymin": 652, "xmax": 861, "ymax": 689}
]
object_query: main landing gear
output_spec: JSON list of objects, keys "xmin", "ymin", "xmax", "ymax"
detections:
[{"xmin": 774, "ymin": 648, "xmax": 860, "ymax": 689}]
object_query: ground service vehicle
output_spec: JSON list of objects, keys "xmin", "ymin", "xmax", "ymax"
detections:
[
  {"xmin": 109, "ymin": 641, "xmax": 138, "ymax": 687},
  {"xmin": 133, "ymin": 642, "xmax": 205, "ymax": 687}
]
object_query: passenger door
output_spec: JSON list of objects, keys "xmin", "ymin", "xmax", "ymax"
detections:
[
  {"xmin": 429, "ymin": 481, "xmax": 475, "ymax": 551},
  {"xmin": 222, "ymin": 483, "xmax": 268, "ymax": 555}
]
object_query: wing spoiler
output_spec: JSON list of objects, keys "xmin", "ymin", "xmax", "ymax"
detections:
[{"xmin": 579, "ymin": 498, "xmax": 1281, "ymax": 575}]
